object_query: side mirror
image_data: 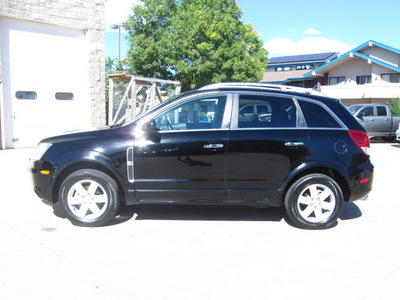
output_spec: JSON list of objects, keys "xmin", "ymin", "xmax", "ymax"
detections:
[{"xmin": 142, "ymin": 119, "xmax": 158, "ymax": 132}]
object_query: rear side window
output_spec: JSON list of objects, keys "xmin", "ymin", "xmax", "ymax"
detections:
[
  {"xmin": 238, "ymin": 95, "xmax": 297, "ymax": 128},
  {"xmin": 298, "ymin": 100, "xmax": 341, "ymax": 128},
  {"xmin": 377, "ymin": 106, "xmax": 387, "ymax": 116}
]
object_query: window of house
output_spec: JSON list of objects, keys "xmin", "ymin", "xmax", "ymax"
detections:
[
  {"xmin": 381, "ymin": 74, "xmax": 400, "ymax": 83},
  {"xmin": 296, "ymin": 65, "xmax": 312, "ymax": 70},
  {"xmin": 356, "ymin": 76, "xmax": 371, "ymax": 85},
  {"xmin": 55, "ymin": 92, "xmax": 74, "ymax": 100},
  {"xmin": 298, "ymin": 100, "xmax": 341, "ymax": 128},
  {"xmin": 238, "ymin": 95, "xmax": 296, "ymax": 128},
  {"xmin": 329, "ymin": 77, "xmax": 346, "ymax": 85},
  {"xmin": 154, "ymin": 96, "xmax": 226, "ymax": 131},
  {"xmin": 16, "ymin": 91, "xmax": 37, "ymax": 100},
  {"xmin": 276, "ymin": 66, "xmax": 292, "ymax": 72}
]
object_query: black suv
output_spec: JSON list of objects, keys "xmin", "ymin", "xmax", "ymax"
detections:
[{"xmin": 29, "ymin": 83, "xmax": 373, "ymax": 229}]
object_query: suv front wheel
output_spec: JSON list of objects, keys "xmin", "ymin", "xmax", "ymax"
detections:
[
  {"xmin": 285, "ymin": 174, "xmax": 343, "ymax": 229},
  {"xmin": 58, "ymin": 169, "xmax": 120, "ymax": 227}
]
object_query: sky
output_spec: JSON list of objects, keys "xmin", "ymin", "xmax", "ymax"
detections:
[{"xmin": 105, "ymin": 0, "xmax": 400, "ymax": 60}]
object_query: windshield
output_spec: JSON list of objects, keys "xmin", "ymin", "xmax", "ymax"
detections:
[{"xmin": 348, "ymin": 105, "xmax": 362, "ymax": 115}]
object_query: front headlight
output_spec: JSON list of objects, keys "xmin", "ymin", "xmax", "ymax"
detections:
[{"xmin": 31, "ymin": 142, "xmax": 52, "ymax": 161}]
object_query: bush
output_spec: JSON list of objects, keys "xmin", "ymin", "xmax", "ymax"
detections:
[{"xmin": 389, "ymin": 97, "xmax": 400, "ymax": 116}]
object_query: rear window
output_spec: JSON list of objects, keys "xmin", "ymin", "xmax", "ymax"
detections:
[{"xmin": 298, "ymin": 100, "xmax": 341, "ymax": 128}]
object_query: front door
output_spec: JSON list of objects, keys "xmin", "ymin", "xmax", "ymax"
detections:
[{"xmin": 134, "ymin": 94, "xmax": 231, "ymax": 202}]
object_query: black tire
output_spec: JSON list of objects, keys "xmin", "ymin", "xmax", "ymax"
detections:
[
  {"xmin": 58, "ymin": 169, "xmax": 119, "ymax": 227},
  {"xmin": 284, "ymin": 174, "xmax": 343, "ymax": 229}
]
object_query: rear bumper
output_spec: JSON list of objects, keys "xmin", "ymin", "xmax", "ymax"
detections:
[{"xmin": 348, "ymin": 162, "xmax": 374, "ymax": 202}]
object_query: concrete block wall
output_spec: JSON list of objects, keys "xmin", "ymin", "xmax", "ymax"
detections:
[{"xmin": 0, "ymin": 0, "xmax": 106, "ymax": 127}]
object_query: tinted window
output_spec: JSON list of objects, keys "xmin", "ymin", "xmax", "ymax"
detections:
[
  {"xmin": 55, "ymin": 92, "xmax": 74, "ymax": 100},
  {"xmin": 298, "ymin": 100, "xmax": 341, "ymax": 128},
  {"xmin": 377, "ymin": 106, "xmax": 387, "ymax": 116},
  {"xmin": 16, "ymin": 91, "xmax": 37, "ymax": 100},
  {"xmin": 154, "ymin": 96, "xmax": 226, "ymax": 131},
  {"xmin": 359, "ymin": 106, "xmax": 373, "ymax": 117},
  {"xmin": 238, "ymin": 95, "xmax": 296, "ymax": 128}
]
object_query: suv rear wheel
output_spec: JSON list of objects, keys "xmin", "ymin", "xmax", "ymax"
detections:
[
  {"xmin": 285, "ymin": 174, "xmax": 343, "ymax": 229},
  {"xmin": 58, "ymin": 169, "xmax": 119, "ymax": 227}
]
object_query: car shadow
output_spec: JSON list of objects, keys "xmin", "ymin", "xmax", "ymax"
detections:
[
  {"xmin": 391, "ymin": 144, "xmax": 400, "ymax": 148},
  {"xmin": 109, "ymin": 204, "xmax": 286, "ymax": 226},
  {"xmin": 339, "ymin": 202, "xmax": 362, "ymax": 221},
  {"xmin": 111, "ymin": 201, "xmax": 363, "ymax": 227},
  {"xmin": 53, "ymin": 201, "xmax": 363, "ymax": 228}
]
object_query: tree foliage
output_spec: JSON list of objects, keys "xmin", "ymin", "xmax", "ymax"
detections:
[
  {"xmin": 389, "ymin": 97, "xmax": 400, "ymax": 116},
  {"xmin": 124, "ymin": 0, "xmax": 268, "ymax": 91}
]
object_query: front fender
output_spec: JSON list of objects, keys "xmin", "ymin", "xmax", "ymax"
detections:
[{"xmin": 55, "ymin": 149, "xmax": 124, "ymax": 181}]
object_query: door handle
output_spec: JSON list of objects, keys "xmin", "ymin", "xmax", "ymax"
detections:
[
  {"xmin": 285, "ymin": 142, "xmax": 304, "ymax": 147},
  {"xmin": 204, "ymin": 143, "xmax": 224, "ymax": 149}
]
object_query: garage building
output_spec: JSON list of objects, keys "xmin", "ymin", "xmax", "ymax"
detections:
[{"xmin": 0, "ymin": 0, "xmax": 105, "ymax": 149}]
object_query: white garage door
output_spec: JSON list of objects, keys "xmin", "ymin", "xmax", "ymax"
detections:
[{"xmin": 1, "ymin": 18, "xmax": 91, "ymax": 149}]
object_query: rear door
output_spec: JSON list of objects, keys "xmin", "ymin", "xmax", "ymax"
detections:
[
  {"xmin": 226, "ymin": 93, "xmax": 309, "ymax": 203},
  {"xmin": 373, "ymin": 106, "xmax": 392, "ymax": 135}
]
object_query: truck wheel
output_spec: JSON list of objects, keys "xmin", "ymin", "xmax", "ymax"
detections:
[
  {"xmin": 285, "ymin": 174, "xmax": 343, "ymax": 229},
  {"xmin": 58, "ymin": 169, "xmax": 119, "ymax": 227},
  {"xmin": 382, "ymin": 136, "xmax": 395, "ymax": 142}
]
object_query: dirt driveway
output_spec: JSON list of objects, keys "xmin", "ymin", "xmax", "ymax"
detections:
[{"xmin": 0, "ymin": 141, "xmax": 399, "ymax": 300}]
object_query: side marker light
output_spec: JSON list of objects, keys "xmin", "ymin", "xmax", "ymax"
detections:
[
  {"xmin": 40, "ymin": 170, "xmax": 51, "ymax": 175},
  {"xmin": 360, "ymin": 178, "xmax": 369, "ymax": 184}
]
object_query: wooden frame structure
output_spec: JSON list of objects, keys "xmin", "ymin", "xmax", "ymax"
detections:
[{"xmin": 108, "ymin": 74, "xmax": 181, "ymax": 125}]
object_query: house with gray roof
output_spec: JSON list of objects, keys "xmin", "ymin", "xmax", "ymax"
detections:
[
  {"xmin": 261, "ymin": 52, "xmax": 338, "ymax": 88},
  {"xmin": 304, "ymin": 40, "xmax": 400, "ymax": 106}
]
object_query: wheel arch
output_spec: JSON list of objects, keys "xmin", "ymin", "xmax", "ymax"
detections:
[
  {"xmin": 52, "ymin": 160, "xmax": 125, "ymax": 205},
  {"xmin": 282, "ymin": 164, "xmax": 350, "ymax": 203}
]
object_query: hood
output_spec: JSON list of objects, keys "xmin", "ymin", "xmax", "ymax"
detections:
[{"xmin": 41, "ymin": 127, "xmax": 112, "ymax": 144}]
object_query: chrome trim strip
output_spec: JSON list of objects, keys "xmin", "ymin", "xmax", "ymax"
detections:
[
  {"xmin": 157, "ymin": 128, "xmax": 230, "ymax": 134},
  {"xmin": 230, "ymin": 127, "xmax": 348, "ymax": 131},
  {"xmin": 126, "ymin": 147, "xmax": 134, "ymax": 183}
]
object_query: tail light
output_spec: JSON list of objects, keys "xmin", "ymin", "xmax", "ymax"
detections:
[{"xmin": 349, "ymin": 130, "xmax": 370, "ymax": 156}]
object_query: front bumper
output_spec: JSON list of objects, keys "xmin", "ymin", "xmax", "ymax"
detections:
[{"xmin": 29, "ymin": 159, "xmax": 57, "ymax": 205}]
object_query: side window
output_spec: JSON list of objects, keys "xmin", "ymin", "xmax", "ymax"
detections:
[
  {"xmin": 377, "ymin": 106, "xmax": 387, "ymax": 116},
  {"xmin": 238, "ymin": 95, "xmax": 296, "ymax": 128},
  {"xmin": 358, "ymin": 106, "xmax": 374, "ymax": 117},
  {"xmin": 298, "ymin": 100, "xmax": 341, "ymax": 128},
  {"xmin": 154, "ymin": 96, "xmax": 226, "ymax": 131}
]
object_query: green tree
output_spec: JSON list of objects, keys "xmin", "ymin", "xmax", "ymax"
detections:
[
  {"xmin": 389, "ymin": 97, "xmax": 400, "ymax": 116},
  {"xmin": 124, "ymin": 0, "xmax": 268, "ymax": 91}
]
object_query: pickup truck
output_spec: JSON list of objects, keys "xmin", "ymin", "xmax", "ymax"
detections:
[{"xmin": 348, "ymin": 104, "xmax": 400, "ymax": 141}]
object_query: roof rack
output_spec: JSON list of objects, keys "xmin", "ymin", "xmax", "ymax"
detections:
[{"xmin": 198, "ymin": 82, "xmax": 325, "ymax": 96}]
